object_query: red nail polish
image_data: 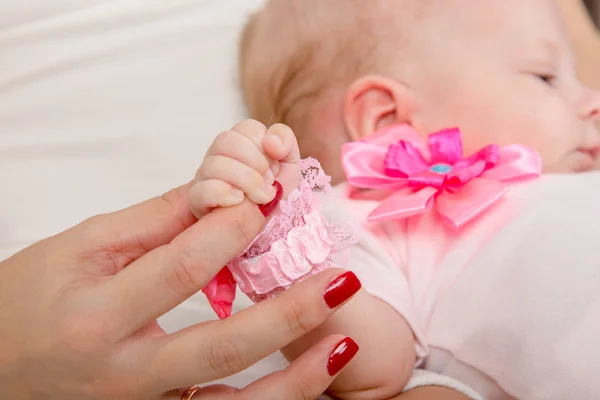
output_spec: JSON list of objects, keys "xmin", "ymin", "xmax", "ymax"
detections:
[
  {"xmin": 327, "ymin": 337, "xmax": 359, "ymax": 376},
  {"xmin": 258, "ymin": 180, "xmax": 283, "ymax": 217},
  {"xmin": 323, "ymin": 272, "xmax": 361, "ymax": 309},
  {"xmin": 214, "ymin": 267, "xmax": 236, "ymax": 285}
]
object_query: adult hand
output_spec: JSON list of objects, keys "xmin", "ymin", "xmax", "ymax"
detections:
[{"xmin": 0, "ymin": 178, "xmax": 360, "ymax": 399}]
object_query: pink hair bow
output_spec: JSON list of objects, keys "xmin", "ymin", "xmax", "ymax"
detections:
[{"xmin": 341, "ymin": 125, "xmax": 541, "ymax": 228}]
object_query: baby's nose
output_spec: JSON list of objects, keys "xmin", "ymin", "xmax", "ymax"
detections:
[
  {"xmin": 582, "ymin": 118, "xmax": 600, "ymax": 154},
  {"xmin": 579, "ymin": 88, "xmax": 600, "ymax": 122}
]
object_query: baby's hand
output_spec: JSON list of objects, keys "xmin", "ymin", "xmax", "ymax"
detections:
[{"xmin": 190, "ymin": 120, "xmax": 301, "ymax": 219}]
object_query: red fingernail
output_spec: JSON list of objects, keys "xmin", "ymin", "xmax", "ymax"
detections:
[
  {"xmin": 323, "ymin": 272, "xmax": 361, "ymax": 309},
  {"xmin": 258, "ymin": 180, "xmax": 283, "ymax": 217},
  {"xmin": 214, "ymin": 267, "xmax": 236, "ymax": 285},
  {"xmin": 327, "ymin": 337, "xmax": 359, "ymax": 376}
]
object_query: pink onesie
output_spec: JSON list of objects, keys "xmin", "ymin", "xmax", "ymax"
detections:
[
  {"xmin": 322, "ymin": 173, "xmax": 600, "ymax": 399},
  {"xmin": 331, "ymin": 125, "xmax": 600, "ymax": 398},
  {"xmin": 205, "ymin": 125, "xmax": 600, "ymax": 399},
  {"xmin": 325, "ymin": 137, "xmax": 600, "ymax": 400}
]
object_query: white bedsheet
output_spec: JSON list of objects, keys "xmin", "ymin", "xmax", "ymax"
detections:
[
  {"xmin": 0, "ymin": 0, "xmax": 262, "ymax": 256},
  {"xmin": 0, "ymin": 0, "xmax": 290, "ymax": 389}
]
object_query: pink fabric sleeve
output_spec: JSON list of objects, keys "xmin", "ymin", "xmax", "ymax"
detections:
[
  {"xmin": 229, "ymin": 158, "xmax": 357, "ymax": 302},
  {"xmin": 202, "ymin": 158, "xmax": 357, "ymax": 317}
]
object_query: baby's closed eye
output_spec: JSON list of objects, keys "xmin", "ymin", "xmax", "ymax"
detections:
[{"xmin": 533, "ymin": 72, "xmax": 557, "ymax": 86}]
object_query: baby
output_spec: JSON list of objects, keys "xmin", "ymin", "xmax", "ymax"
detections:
[
  {"xmin": 196, "ymin": 1, "xmax": 600, "ymax": 399},
  {"xmin": 240, "ymin": 0, "xmax": 600, "ymax": 183}
]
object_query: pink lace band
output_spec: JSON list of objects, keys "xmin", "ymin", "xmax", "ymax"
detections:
[
  {"xmin": 231, "ymin": 210, "xmax": 351, "ymax": 299},
  {"xmin": 202, "ymin": 158, "xmax": 356, "ymax": 318}
]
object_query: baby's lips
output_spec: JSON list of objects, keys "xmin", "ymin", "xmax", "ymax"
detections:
[{"xmin": 259, "ymin": 181, "xmax": 283, "ymax": 217}]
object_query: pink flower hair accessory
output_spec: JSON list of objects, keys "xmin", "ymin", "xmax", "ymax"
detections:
[{"xmin": 341, "ymin": 125, "xmax": 542, "ymax": 228}]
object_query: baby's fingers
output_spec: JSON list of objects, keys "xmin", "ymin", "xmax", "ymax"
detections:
[
  {"xmin": 262, "ymin": 124, "xmax": 301, "ymax": 165},
  {"xmin": 206, "ymin": 129, "xmax": 270, "ymax": 175},
  {"xmin": 189, "ymin": 180, "xmax": 245, "ymax": 219},
  {"xmin": 196, "ymin": 156, "xmax": 276, "ymax": 206}
]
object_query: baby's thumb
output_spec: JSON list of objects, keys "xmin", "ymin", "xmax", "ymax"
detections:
[{"xmin": 263, "ymin": 124, "xmax": 301, "ymax": 166}]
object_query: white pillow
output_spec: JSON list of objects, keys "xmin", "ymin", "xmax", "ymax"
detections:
[{"xmin": 0, "ymin": 0, "xmax": 289, "ymax": 389}]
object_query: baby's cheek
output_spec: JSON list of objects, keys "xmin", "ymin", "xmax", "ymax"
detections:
[
  {"xmin": 428, "ymin": 86, "xmax": 519, "ymax": 152},
  {"xmin": 524, "ymin": 113, "xmax": 582, "ymax": 172}
]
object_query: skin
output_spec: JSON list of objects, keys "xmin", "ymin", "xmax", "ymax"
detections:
[
  {"xmin": 343, "ymin": 0, "xmax": 600, "ymax": 179},
  {"xmin": 241, "ymin": 0, "xmax": 600, "ymax": 399},
  {"xmin": 248, "ymin": 0, "xmax": 600, "ymax": 183},
  {"xmin": 330, "ymin": 0, "xmax": 600, "ymax": 396},
  {"xmin": 197, "ymin": 120, "xmax": 474, "ymax": 400},
  {"xmin": 191, "ymin": 120, "xmax": 302, "ymax": 216},
  {"xmin": 7, "ymin": 3, "xmax": 595, "ymax": 398},
  {"xmin": 0, "ymin": 120, "xmax": 361, "ymax": 400}
]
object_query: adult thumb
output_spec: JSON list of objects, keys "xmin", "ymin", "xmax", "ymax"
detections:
[
  {"xmin": 101, "ymin": 193, "xmax": 270, "ymax": 335},
  {"xmin": 71, "ymin": 183, "xmax": 198, "ymax": 271}
]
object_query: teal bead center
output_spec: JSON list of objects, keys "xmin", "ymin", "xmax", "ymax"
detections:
[{"xmin": 430, "ymin": 163, "xmax": 452, "ymax": 174}]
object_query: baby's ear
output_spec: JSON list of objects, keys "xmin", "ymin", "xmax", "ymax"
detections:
[{"xmin": 343, "ymin": 75, "xmax": 415, "ymax": 141}]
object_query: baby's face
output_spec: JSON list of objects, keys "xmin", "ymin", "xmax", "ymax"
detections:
[{"xmin": 409, "ymin": 0, "xmax": 600, "ymax": 172}]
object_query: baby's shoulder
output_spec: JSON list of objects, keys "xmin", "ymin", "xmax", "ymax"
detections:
[
  {"xmin": 319, "ymin": 184, "xmax": 412, "ymax": 263},
  {"xmin": 319, "ymin": 184, "xmax": 372, "ymax": 221},
  {"xmin": 490, "ymin": 173, "xmax": 600, "ymax": 235}
]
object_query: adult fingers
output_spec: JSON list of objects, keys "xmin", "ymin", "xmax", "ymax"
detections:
[
  {"xmin": 69, "ymin": 121, "xmax": 272, "ymax": 272},
  {"xmin": 104, "ymin": 198, "xmax": 266, "ymax": 335},
  {"xmin": 71, "ymin": 183, "xmax": 197, "ymax": 272},
  {"xmin": 136, "ymin": 269, "xmax": 362, "ymax": 391},
  {"xmin": 71, "ymin": 121, "xmax": 270, "ymax": 271},
  {"xmin": 177, "ymin": 335, "xmax": 359, "ymax": 400},
  {"xmin": 161, "ymin": 385, "xmax": 235, "ymax": 400},
  {"xmin": 235, "ymin": 335, "xmax": 359, "ymax": 400}
]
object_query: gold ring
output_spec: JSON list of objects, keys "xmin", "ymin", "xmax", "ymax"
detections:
[{"xmin": 182, "ymin": 386, "xmax": 201, "ymax": 400}]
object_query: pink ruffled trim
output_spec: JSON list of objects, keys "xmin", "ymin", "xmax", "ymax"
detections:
[
  {"xmin": 230, "ymin": 158, "xmax": 355, "ymax": 300},
  {"xmin": 230, "ymin": 211, "xmax": 344, "ymax": 296},
  {"xmin": 202, "ymin": 158, "xmax": 355, "ymax": 317},
  {"xmin": 241, "ymin": 182, "xmax": 318, "ymax": 259},
  {"xmin": 229, "ymin": 158, "xmax": 356, "ymax": 301},
  {"xmin": 240, "ymin": 158, "xmax": 333, "ymax": 259}
]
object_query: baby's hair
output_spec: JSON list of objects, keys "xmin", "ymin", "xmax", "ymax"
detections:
[
  {"xmin": 239, "ymin": 1, "xmax": 393, "ymax": 135},
  {"xmin": 240, "ymin": 9, "xmax": 335, "ymax": 134},
  {"xmin": 238, "ymin": 0, "xmax": 437, "ymax": 169}
]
